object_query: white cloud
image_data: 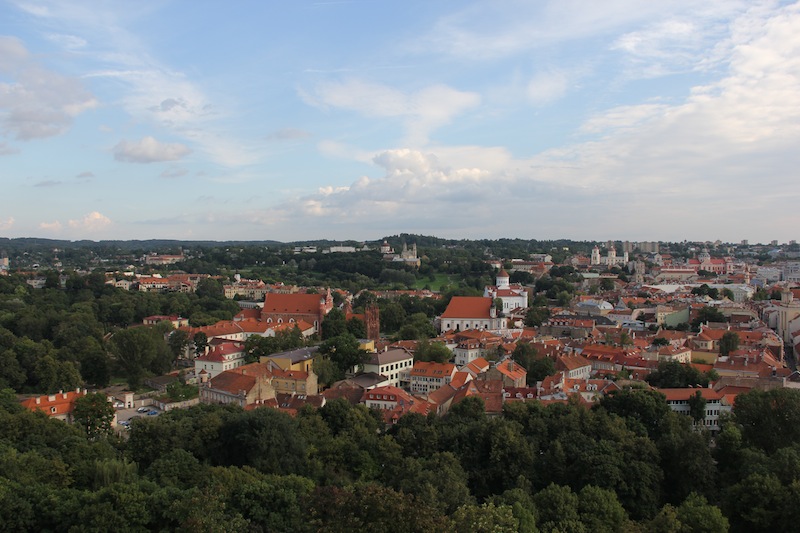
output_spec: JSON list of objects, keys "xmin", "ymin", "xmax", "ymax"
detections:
[
  {"xmin": 68, "ymin": 211, "xmax": 111, "ymax": 231},
  {"xmin": 0, "ymin": 217, "xmax": 14, "ymax": 231},
  {"xmin": 13, "ymin": 3, "xmax": 260, "ymax": 167},
  {"xmin": 415, "ymin": 0, "xmax": 749, "ymax": 61},
  {"xmin": 302, "ymin": 80, "xmax": 480, "ymax": 144},
  {"xmin": 527, "ymin": 69, "xmax": 570, "ymax": 105},
  {"xmin": 113, "ymin": 136, "xmax": 191, "ymax": 163},
  {"xmin": 0, "ymin": 36, "xmax": 97, "ymax": 140},
  {"xmin": 39, "ymin": 220, "xmax": 62, "ymax": 232}
]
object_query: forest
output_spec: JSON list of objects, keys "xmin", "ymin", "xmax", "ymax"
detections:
[{"xmin": 3, "ymin": 385, "xmax": 800, "ymax": 531}]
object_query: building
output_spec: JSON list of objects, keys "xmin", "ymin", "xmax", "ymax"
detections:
[
  {"xmin": 590, "ymin": 246, "xmax": 629, "ymax": 267},
  {"xmin": 410, "ymin": 361, "xmax": 457, "ymax": 395},
  {"xmin": 483, "ymin": 359, "xmax": 527, "ymax": 388},
  {"xmin": 361, "ymin": 349, "xmax": 414, "ymax": 388},
  {"xmin": 142, "ymin": 315, "xmax": 189, "ymax": 328},
  {"xmin": 484, "ymin": 269, "xmax": 528, "ymax": 314},
  {"xmin": 19, "ymin": 388, "xmax": 90, "ymax": 423},
  {"xmin": 261, "ymin": 290, "xmax": 334, "ymax": 334},
  {"xmin": 439, "ymin": 296, "xmax": 507, "ymax": 333},
  {"xmin": 200, "ymin": 363, "xmax": 275, "ymax": 407},
  {"xmin": 659, "ymin": 388, "xmax": 732, "ymax": 433},
  {"xmin": 194, "ymin": 341, "xmax": 247, "ymax": 380}
]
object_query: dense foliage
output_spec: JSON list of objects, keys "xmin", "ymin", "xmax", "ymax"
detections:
[{"xmin": 3, "ymin": 386, "xmax": 799, "ymax": 531}]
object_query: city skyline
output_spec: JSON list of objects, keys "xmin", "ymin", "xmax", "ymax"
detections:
[{"xmin": 1, "ymin": 1, "xmax": 799, "ymax": 243}]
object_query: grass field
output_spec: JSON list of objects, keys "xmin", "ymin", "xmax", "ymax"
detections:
[{"xmin": 414, "ymin": 273, "xmax": 456, "ymax": 291}]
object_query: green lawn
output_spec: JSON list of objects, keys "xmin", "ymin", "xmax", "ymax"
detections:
[{"xmin": 414, "ymin": 273, "xmax": 456, "ymax": 291}]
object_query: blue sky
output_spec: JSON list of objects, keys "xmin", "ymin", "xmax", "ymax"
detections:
[{"xmin": 1, "ymin": 0, "xmax": 799, "ymax": 243}]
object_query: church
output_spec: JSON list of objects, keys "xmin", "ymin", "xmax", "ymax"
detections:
[{"xmin": 484, "ymin": 269, "xmax": 528, "ymax": 313}]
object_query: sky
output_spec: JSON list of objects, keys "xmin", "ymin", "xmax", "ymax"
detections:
[{"xmin": 1, "ymin": 0, "xmax": 799, "ymax": 244}]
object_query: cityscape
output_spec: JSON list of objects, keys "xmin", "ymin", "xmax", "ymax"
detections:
[
  {"xmin": 1, "ymin": 235, "xmax": 800, "ymax": 530},
  {"xmin": 3, "ymin": 0, "xmax": 800, "ymax": 531}
]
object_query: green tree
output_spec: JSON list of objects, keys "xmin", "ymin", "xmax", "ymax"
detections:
[
  {"xmin": 110, "ymin": 326, "xmax": 174, "ymax": 389},
  {"xmin": 319, "ymin": 308, "xmax": 346, "ymax": 340},
  {"xmin": 346, "ymin": 317, "xmax": 367, "ymax": 339},
  {"xmin": 734, "ymin": 388, "xmax": 800, "ymax": 453},
  {"xmin": 193, "ymin": 332, "xmax": 208, "ymax": 356},
  {"xmin": 168, "ymin": 329, "xmax": 190, "ymax": 358},
  {"xmin": 675, "ymin": 493, "xmax": 729, "ymax": 533},
  {"xmin": 687, "ymin": 391, "xmax": 707, "ymax": 424},
  {"xmin": 452, "ymin": 502, "xmax": 519, "ymax": 532},
  {"xmin": 415, "ymin": 340, "xmax": 451, "ymax": 363},
  {"xmin": 73, "ymin": 392, "xmax": 116, "ymax": 440},
  {"xmin": 577, "ymin": 485, "xmax": 629, "ymax": 533},
  {"xmin": 319, "ymin": 333, "xmax": 368, "ymax": 376},
  {"xmin": 719, "ymin": 331, "xmax": 740, "ymax": 357}
]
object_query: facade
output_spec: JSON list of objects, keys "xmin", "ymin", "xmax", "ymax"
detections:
[
  {"xmin": 484, "ymin": 269, "xmax": 529, "ymax": 313},
  {"xmin": 362, "ymin": 348, "xmax": 414, "ymax": 388},
  {"xmin": 194, "ymin": 341, "xmax": 247, "ymax": 379},
  {"xmin": 20, "ymin": 388, "xmax": 90, "ymax": 423},
  {"xmin": 200, "ymin": 362, "xmax": 274, "ymax": 407},
  {"xmin": 261, "ymin": 289, "xmax": 334, "ymax": 333},
  {"xmin": 590, "ymin": 246, "xmax": 629, "ymax": 267},
  {"xmin": 659, "ymin": 388, "xmax": 731, "ymax": 433},
  {"xmin": 410, "ymin": 361, "xmax": 457, "ymax": 395}
]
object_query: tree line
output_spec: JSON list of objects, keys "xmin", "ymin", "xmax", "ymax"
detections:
[{"xmin": 4, "ymin": 384, "xmax": 800, "ymax": 531}]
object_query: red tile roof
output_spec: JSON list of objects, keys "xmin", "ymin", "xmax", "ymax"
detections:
[
  {"xmin": 263, "ymin": 292, "xmax": 325, "ymax": 314},
  {"xmin": 441, "ymin": 296, "xmax": 494, "ymax": 319}
]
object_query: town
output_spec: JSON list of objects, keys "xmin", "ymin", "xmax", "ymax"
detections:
[{"xmin": 2, "ymin": 235, "xmax": 800, "ymax": 531}]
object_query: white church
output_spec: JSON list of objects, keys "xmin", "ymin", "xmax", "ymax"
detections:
[
  {"xmin": 484, "ymin": 269, "xmax": 529, "ymax": 313},
  {"xmin": 591, "ymin": 246, "xmax": 629, "ymax": 267}
]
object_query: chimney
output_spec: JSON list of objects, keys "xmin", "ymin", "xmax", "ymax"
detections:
[{"xmin": 35, "ymin": 397, "xmax": 41, "ymax": 405}]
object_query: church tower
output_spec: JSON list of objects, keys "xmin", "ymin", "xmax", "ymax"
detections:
[{"xmin": 496, "ymin": 268, "xmax": 510, "ymax": 289}]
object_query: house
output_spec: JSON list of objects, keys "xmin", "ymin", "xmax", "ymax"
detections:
[
  {"xmin": 361, "ymin": 348, "xmax": 414, "ymax": 388},
  {"xmin": 410, "ymin": 361, "xmax": 457, "ymax": 395},
  {"xmin": 194, "ymin": 340, "xmax": 247, "ymax": 380},
  {"xmin": 556, "ymin": 354, "xmax": 592, "ymax": 380},
  {"xmin": 483, "ymin": 359, "xmax": 527, "ymax": 388},
  {"xmin": 20, "ymin": 388, "xmax": 90, "ymax": 423},
  {"xmin": 270, "ymin": 365, "xmax": 319, "ymax": 396},
  {"xmin": 439, "ymin": 296, "xmax": 507, "ymax": 333},
  {"xmin": 361, "ymin": 385, "xmax": 430, "ymax": 424},
  {"xmin": 263, "ymin": 346, "xmax": 320, "ymax": 373},
  {"xmin": 142, "ymin": 315, "xmax": 189, "ymax": 328},
  {"xmin": 658, "ymin": 388, "xmax": 732, "ymax": 433},
  {"xmin": 200, "ymin": 363, "xmax": 276, "ymax": 407},
  {"xmin": 451, "ymin": 379, "xmax": 505, "ymax": 416},
  {"xmin": 655, "ymin": 345, "xmax": 692, "ymax": 364}
]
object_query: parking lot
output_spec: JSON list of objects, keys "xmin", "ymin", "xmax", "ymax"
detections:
[{"xmin": 115, "ymin": 405, "xmax": 161, "ymax": 430}]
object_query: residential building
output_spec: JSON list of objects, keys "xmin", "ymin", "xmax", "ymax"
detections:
[
  {"xmin": 194, "ymin": 340, "xmax": 247, "ymax": 379},
  {"xmin": 19, "ymin": 388, "xmax": 90, "ymax": 423},
  {"xmin": 658, "ymin": 388, "xmax": 732, "ymax": 433},
  {"xmin": 410, "ymin": 361, "xmax": 457, "ymax": 395},
  {"xmin": 361, "ymin": 348, "xmax": 414, "ymax": 388}
]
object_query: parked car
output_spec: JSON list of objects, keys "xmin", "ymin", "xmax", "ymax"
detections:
[
  {"xmin": 147, "ymin": 410, "xmax": 159, "ymax": 416},
  {"xmin": 137, "ymin": 407, "xmax": 149, "ymax": 413},
  {"xmin": 118, "ymin": 420, "xmax": 130, "ymax": 427}
]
